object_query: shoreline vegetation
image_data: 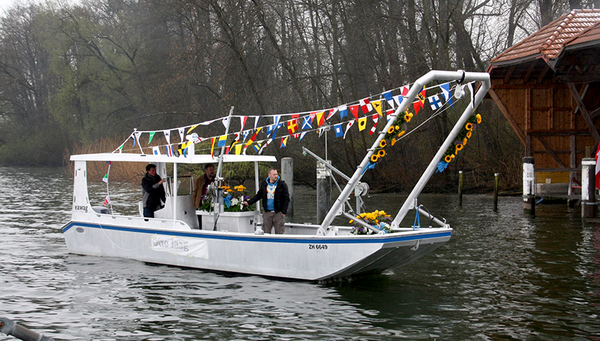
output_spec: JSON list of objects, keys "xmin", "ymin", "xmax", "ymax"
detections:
[{"xmin": 0, "ymin": 0, "xmax": 554, "ymax": 194}]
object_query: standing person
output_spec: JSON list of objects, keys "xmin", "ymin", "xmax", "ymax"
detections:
[
  {"xmin": 243, "ymin": 168, "xmax": 290, "ymax": 234},
  {"xmin": 193, "ymin": 164, "xmax": 216, "ymax": 209},
  {"xmin": 141, "ymin": 164, "xmax": 166, "ymax": 218}
]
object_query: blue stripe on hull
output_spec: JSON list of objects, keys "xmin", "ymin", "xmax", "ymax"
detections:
[{"xmin": 62, "ymin": 221, "xmax": 451, "ymax": 244}]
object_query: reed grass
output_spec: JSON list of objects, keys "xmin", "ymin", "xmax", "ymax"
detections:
[{"xmin": 64, "ymin": 136, "xmax": 146, "ymax": 183}]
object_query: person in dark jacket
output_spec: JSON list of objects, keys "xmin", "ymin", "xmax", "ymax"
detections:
[
  {"xmin": 243, "ymin": 168, "xmax": 290, "ymax": 234},
  {"xmin": 141, "ymin": 164, "xmax": 166, "ymax": 218}
]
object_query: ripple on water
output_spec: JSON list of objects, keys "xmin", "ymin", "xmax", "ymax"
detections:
[{"xmin": 1, "ymin": 168, "xmax": 600, "ymax": 339}]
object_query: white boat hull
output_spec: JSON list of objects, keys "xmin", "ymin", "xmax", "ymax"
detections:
[{"xmin": 62, "ymin": 216, "xmax": 451, "ymax": 281}]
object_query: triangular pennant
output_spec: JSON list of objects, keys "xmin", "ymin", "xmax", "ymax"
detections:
[
  {"xmin": 239, "ymin": 116, "xmax": 247, "ymax": 132},
  {"xmin": 102, "ymin": 174, "xmax": 109, "ymax": 183},
  {"xmin": 299, "ymin": 131, "xmax": 307, "ymax": 141},
  {"xmin": 349, "ymin": 105, "xmax": 359, "ymax": 120},
  {"xmin": 467, "ymin": 82, "xmax": 474, "ymax": 108},
  {"xmin": 258, "ymin": 139, "xmax": 272, "ymax": 154},
  {"xmin": 280, "ymin": 136, "xmax": 289, "ymax": 148},
  {"xmin": 134, "ymin": 131, "xmax": 142, "ymax": 147},
  {"xmin": 163, "ymin": 130, "xmax": 171, "ymax": 145},
  {"xmin": 394, "ymin": 95, "xmax": 403, "ymax": 107},
  {"xmin": 326, "ymin": 107, "xmax": 338, "ymax": 121},
  {"xmin": 187, "ymin": 124, "xmax": 199, "ymax": 134},
  {"xmin": 252, "ymin": 140, "xmax": 264, "ymax": 152},
  {"xmin": 440, "ymin": 82, "xmax": 453, "ymax": 107},
  {"xmin": 254, "ymin": 116, "xmax": 261, "ymax": 130},
  {"xmin": 401, "ymin": 86, "xmax": 409, "ymax": 96},
  {"xmin": 131, "ymin": 133, "xmax": 136, "ymax": 147},
  {"xmin": 245, "ymin": 128, "xmax": 262, "ymax": 147},
  {"xmin": 178, "ymin": 127, "xmax": 185, "ymax": 142},
  {"xmin": 242, "ymin": 130, "xmax": 250, "ymax": 142},
  {"xmin": 148, "ymin": 132, "xmax": 156, "ymax": 144},
  {"xmin": 383, "ymin": 91, "xmax": 394, "ymax": 109},
  {"xmin": 210, "ymin": 137, "xmax": 216, "ymax": 158},
  {"xmin": 344, "ymin": 120, "xmax": 355, "ymax": 139},
  {"xmin": 369, "ymin": 114, "xmax": 379, "ymax": 135},
  {"xmin": 372, "ymin": 100, "xmax": 383, "ymax": 116},
  {"xmin": 413, "ymin": 100, "xmax": 423, "ymax": 114},
  {"xmin": 221, "ymin": 117, "xmax": 230, "ymax": 128}
]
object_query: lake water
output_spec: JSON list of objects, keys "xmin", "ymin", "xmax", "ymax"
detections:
[{"xmin": 1, "ymin": 167, "xmax": 599, "ymax": 340}]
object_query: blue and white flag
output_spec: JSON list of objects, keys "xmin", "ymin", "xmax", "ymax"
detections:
[
  {"xmin": 440, "ymin": 82, "xmax": 453, "ymax": 108},
  {"xmin": 302, "ymin": 115, "xmax": 313, "ymax": 130},
  {"xmin": 428, "ymin": 94, "xmax": 442, "ymax": 110},
  {"xmin": 152, "ymin": 146, "xmax": 161, "ymax": 155},
  {"xmin": 334, "ymin": 123, "xmax": 344, "ymax": 138},
  {"xmin": 382, "ymin": 91, "xmax": 394, "ymax": 109},
  {"xmin": 339, "ymin": 105, "xmax": 348, "ymax": 120}
]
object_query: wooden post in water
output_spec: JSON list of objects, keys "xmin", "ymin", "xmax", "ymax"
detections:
[
  {"xmin": 494, "ymin": 173, "xmax": 499, "ymax": 210},
  {"xmin": 581, "ymin": 158, "xmax": 596, "ymax": 219},
  {"xmin": 281, "ymin": 157, "xmax": 294, "ymax": 217},
  {"xmin": 523, "ymin": 157, "xmax": 535, "ymax": 214},
  {"xmin": 458, "ymin": 171, "xmax": 464, "ymax": 206},
  {"xmin": 316, "ymin": 160, "xmax": 331, "ymax": 224}
]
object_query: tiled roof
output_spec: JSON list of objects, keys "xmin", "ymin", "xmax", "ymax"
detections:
[{"xmin": 490, "ymin": 9, "xmax": 600, "ymax": 66}]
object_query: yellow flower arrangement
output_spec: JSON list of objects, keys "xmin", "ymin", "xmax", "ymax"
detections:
[
  {"xmin": 398, "ymin": 130, "xmax": 406, "ymax": 138},
  {"xmin": 370, "ymin": 154, "xmax": 379, "ymax": 162},
  {"xmin": 455, "ymin": 143, "xmax": 464, "ymax": 151},
  {"xmin": 234, "ymin": 185, "xmax": 246, "ymax": 192},
  {"xmin": 221, "ymin": 185, "xmax": 231, "ymax": 191},
  {"xmin": 463, "ymin": 138, "xmax": 468, "ymax": 145},
  {"xmin": 404, "ymin": 113, "xmax": 413, "ymax": 122},
  {"xmin": 350, "ymin": 210, "xmax": 393, "ymax": 235},
  {"xmin": 444, "ymin": 155, "xmax": 452, "ymax": 163},
  {"xmin": 466, "ymin": 131, "xmax": 472, "ymax": 138},
  {"xmin": 379, "ymin": 140, "xmax": 387, "ymax": 148},
  {"xmin": 391, "ymin": 138, "xmax": 397, "ymax": 146},
  {"xmin": 395, "ymin": 125, "xmax": 400, "ymax": 131},
  {"xmin": 476, "ymin": 114, "xmax": 482, "ymax": 124},
  {"xmin": 465, "ymin": 122, "xmax": 473, "ymax": 131},
  {"xmin": 377, "ymin": 149, "xmax": 386, "ymax": 158}
]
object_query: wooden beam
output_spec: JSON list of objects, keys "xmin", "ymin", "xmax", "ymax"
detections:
[
  {"xmin": 537, "ymin": 64, "xmax": 550, "ymax": 83},
  {"xmin": 567, "ymin": 81, "xmax": 600, "ymax": 142},
  {"xmin": 504, "ymin": 65, "xmax": 516, "ymax": 83},
  {"xmin": 528, "ymin": 129, "xmax": 592, "ymax": 136},
  {"xmin": 523, "ymin": 60, "xmax": 537, "ymax": 83},
  {"xmin": 488, "ymin": 88, "xmax": 527, "ymax": 146},
  {"xmin": 490, "ymin": 83, "xmax": 568, "ymax": 89},
  {"xmin": 533, "ymin": 135, "xmax": 567, "ymax": 168}
]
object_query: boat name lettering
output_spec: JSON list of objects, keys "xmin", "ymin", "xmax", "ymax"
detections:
[
  {"xmin": 152, "ymin": 238, "xmax": 189, "ymax": 252},
  {"xmin": 308, "ymin": 244, "xmax": 328, "ymax": 250},
  {"xmin": 74, "ymin": 205, "xmax": 88, "ymax": 213}
]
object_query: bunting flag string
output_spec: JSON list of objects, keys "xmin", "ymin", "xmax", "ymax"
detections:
[
  {"xmin": 369, "ymin": 114, "xmax": 379, "ymax": 135},
  {"xmin": 115, "ymin": 80, "xmax": 471, "ymax": 155}
]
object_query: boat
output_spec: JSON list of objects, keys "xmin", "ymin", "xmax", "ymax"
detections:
[{"xmin": 62, "ymin": 70, "xmax": 490, "ymax": 281}]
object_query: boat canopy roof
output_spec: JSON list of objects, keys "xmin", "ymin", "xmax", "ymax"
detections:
[{"xmin": 70, "ymin": 152, "xmax": 277, "ymax": 164}]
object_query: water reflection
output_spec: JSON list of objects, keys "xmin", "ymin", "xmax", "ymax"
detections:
[{"xmin": 1, "ymin": 167, "xmax": 600, "ymax": 340}]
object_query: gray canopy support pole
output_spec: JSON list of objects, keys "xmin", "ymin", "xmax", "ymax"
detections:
[{"xmin": 318, "ymin": 70, "xmax": 490, "ymax": 234}]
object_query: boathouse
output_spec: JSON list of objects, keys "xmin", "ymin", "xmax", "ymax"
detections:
[{"xmin": 487, "ymin": 9, "xmax": 600, "ymax": 201}]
